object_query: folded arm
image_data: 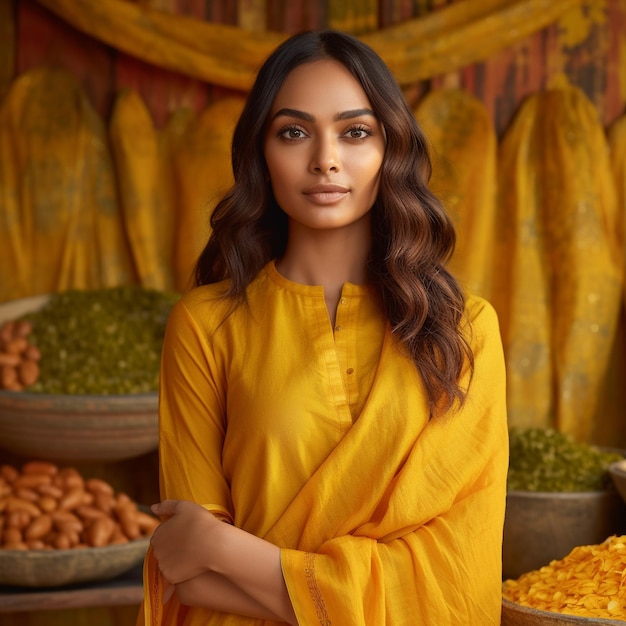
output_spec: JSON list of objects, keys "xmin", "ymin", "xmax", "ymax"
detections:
[{"xmin": 150, "ymin": 499, "xmax": 297, "ymax": 624}]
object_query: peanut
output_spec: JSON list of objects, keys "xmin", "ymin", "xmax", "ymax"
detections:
[
  {"xmin": 25, "ymin": 514, "xmax": 52, "ymax": 541},
  {"xmin": 14, "ymin": 487, "xmax": 39, "ymax": 503},
  {"xmin": 86, "ymin": 478, "xmax": 115, "ymax": 496},
  {"xmin": 37, "ymin": 483, "xmax": 63, "ymax": 499},
  {"xmin": 53, "ymin": 532, "xmax": 72, "ymax": 550},
  {"xmin": 18, "ymin": 360, "xmax": 40, "ymax": 387},
  {"xmin": 0, "ymin": 353, "xmax": 20, "ymax": 367},
  {"xmin": 0, "ymin": 465, "xmax": 19, "ymax": 483},
  {"xmin": 22, "ymin": 460, "xmax": 58, "ymax": 477},
  {"xmin": 38, "ymin": 495, "xmax": 58, "ymax": 513},
  {"xmin": 115, "ymin": 503, "xmax": 141, "ymax": 540},
  {"xmin": 13, "ymin": 473, "xmax": 51, "ymax": 490},
  {"xmin": 5, "ymin": 337, "xmax": 28, "ymax": 355},
  {"xmin": 6, "ymin": 497, "xmax": 41, "ymax": 517},
  {"xmin": 6, "ymin": 509, "xmax": 31, "ymax": 530},
  {"xmin": 74, "ymin": 505, "xmax": 106, "ymax": 522},
  {"xmin": 86, "ymin": 516, "xmax": 115, "ymax": 547},
  {"xmin": 0, "ymin": 321, "xmax": 14, "ymax": 344},
  {"xmin": 0, "ymin": 365, "xmax": 19, "ymax": 389},
  {"xmin": 3, "ymin": 527, "xmax": 23, "ymax": 544},
  {"xmin": 55, "ymin": 518, "xmax": 84, "ymax": 536},
  {"xmin": 58, "ymin": 487, "xmax": 85, "ymax": 511}
]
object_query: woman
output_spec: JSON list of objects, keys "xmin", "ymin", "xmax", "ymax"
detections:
[{"xmin": 140, "ymin": 30, "xmax": 508, "ymax": 625}]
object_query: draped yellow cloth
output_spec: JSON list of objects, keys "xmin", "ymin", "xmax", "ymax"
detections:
[
  {"xmin": 138, "ymin": 261, "xmax": 509, "ymax": 625},
  {"xmin": 170, "ymin": 98, "xmax": 244, "ymax": 292},
  {"xmin": 0, "ymin": 67, "xmax": 135, "ymax": 302},
  {"xmin": 608, "ymin": 113, "xmax": 626, "ymax": 276},
  {"xmin": 110, "ymin": 88, "xmax": 174, "ymax": 291},
  {"xmin": 491, "ymin": 81, "xmax": 623, "ymax": 443},
  {"xmin": 414, "ymin": 88, "xmax": 498, "ymax": 302},
  {"xmin": 34, "ymin": 0, "xmax": 581, "ymax": 89}
]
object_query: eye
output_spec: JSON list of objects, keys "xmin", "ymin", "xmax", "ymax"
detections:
[
  {"xmin": 278, "ymin": 125, "xmax": 308, "ymax": 140},
  {"xmin": 344, "ymin": 125, "xmax": 373, "ymax": 140}
]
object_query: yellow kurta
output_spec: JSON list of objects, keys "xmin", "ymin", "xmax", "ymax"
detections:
[{"xmin": 139, "ymin": 261, "xmax": 508, "ymax": 625}]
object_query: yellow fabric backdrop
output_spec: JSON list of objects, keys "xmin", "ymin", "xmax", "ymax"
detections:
[
  {"xmin": 415, "ymin": 88, "xmax": 498, "ymax": 302},
  {"xmin": 492, "ymin": 81, "xmax": 623, "ymax": 442},
  {"xmin": 0, "ymin": 67, "xmax": 135, "ymax": 300}
]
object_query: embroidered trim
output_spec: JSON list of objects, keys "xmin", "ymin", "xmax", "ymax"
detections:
[
  {"xmin": 152, "ymin": 573, "xmax": 160, "ymax": 625},
  {"xmin": 304, "ymin": 552, "xmax": 332, "ymax": 626}
]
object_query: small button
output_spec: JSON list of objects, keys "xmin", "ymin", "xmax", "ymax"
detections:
[
  {"xmin": 335, "ymin": 325, "xmax": 342, "ymax": 332},
  {"xmin": 340, "ymin": 298, "xmax": 347, "ymax": 305},
  {"xmin": 346, "ymin": 368, "xmax": 354, "ymax": 375}
]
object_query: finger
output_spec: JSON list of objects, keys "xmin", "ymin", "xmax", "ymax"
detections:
[
  {"xmin": 151, "ymin": 499, "xmax": 179, "ymax": 517},
  {"xmin": 163, "ymin": 581, "xmax": 175, "ymax": 604}
]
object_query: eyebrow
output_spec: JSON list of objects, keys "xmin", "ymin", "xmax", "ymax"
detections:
[{"xmin": 270, "ymin": 107, "xmax": 376, "ymax": 122}]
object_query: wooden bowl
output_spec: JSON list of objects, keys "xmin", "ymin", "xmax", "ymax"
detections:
[
  {"xmin": 0, "ymin": 537, "xmax": 150, "ymax": 588},
  {"xmin": 501, "ymin": 598, "xmax": 626, "ymax": 625},
  {"xmin": 0, "ymin": 294, "xmax": 159, "ymax": 463},
  {"xmin": 502, "ymin": 488, "xmax": 626, "ymax": 580},
  {"xmin": 609, "ymin": 459, "xmax": 626, "ymax": 504},
  {"xmin": 0, "ymin": 390, "xmax": 158, "ymax": 462}
]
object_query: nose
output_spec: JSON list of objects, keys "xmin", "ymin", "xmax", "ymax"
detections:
[{"xmin": 309, "ymin": 136, "xmax": 340, "ymax": 174}]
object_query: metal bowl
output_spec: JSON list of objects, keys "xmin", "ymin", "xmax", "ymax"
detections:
[
  {"xmin": 502, "ymin": 487, "xmax": 626, "ymax": 580},
  {"xmin": 501, "ymin": 597, "xmax": 626, "ymax": 625},
  {"xmin": 0, "ymin": 294, "xmax": 159, "ymax": 463},
  {"xmin": 0, "ymin": 536, "xmax": 150, "ymax": 588},
  {"xmin": 609, "ymin": 459, "xmax": 626, "ymax": 504}
]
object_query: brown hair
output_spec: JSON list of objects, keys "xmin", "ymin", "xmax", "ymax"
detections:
[{"xmin": 195, "ymin": 30, "xmax": 473, "ymax": 413}]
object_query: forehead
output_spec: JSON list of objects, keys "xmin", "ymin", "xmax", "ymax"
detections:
[{"xmin": 269, "ymin": 59, "xmax": 373, "ymax": 114}]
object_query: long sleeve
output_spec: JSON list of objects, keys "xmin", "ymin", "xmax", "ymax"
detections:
[{"xmin": 158, "ymin": 296, "xmax": 233, "ymax": 520}]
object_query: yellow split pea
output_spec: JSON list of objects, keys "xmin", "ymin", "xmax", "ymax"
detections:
[{"xmin": 503, "ymin": 535, "xmax": 626, "ymax": 620}]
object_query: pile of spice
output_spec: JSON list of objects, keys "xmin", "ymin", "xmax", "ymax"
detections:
[
  {"xmin": 503, "ymin": 534, "xmax": 626, "ymax": 621},
  {"xmin": 15, "ymin": 286, "xmax": 179, "ymax": 395},
  {"xmin": 507, "ymin": 427, "xmax": 622, "ymax": 492}
]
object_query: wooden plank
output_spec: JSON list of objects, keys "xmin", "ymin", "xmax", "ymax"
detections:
[
  {"xmin": 0, "ymin": 0, "xmax": 16, "ymax": 101},
  {"xmin": 605, "ymin": 0, "xmax": 626, "ymax": 126},
  {"xmin": 0, "ymin": 566, "xmax": 142, "ymax": 613}
]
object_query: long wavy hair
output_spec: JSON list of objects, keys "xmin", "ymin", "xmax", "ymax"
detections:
[{"xmin": 195, "ymin": 30, "xmax": 473, "ymax": 414}]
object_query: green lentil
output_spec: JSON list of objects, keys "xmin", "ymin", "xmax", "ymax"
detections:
[
  {"xmin": 21, "ymin": 286, "xmax": 179, "ymax": 395},
  {"xmin": 507, "ymin": 427, "xmax": 623, "ymax": 492}
]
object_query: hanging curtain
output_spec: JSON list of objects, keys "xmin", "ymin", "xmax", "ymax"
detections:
[
  {"xmin": 34, "ymin": 0, "xmax": 581, "ymax": 88},
  {"xmin": 0, "ymin": 67, "xmax": 135, "ymax": 302},
  {"xmin": 414, "ymin": 88, "xmax": 498, "ymax": 302},
  {"xmin": 493, "ymin": 80, "xmax": 623, "ymax": 442}
]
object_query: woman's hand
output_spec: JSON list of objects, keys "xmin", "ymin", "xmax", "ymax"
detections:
[
  {"xmin": 150, "ymin": 499, "xmax": 296, "ymax": 623},
  {"xmin": 150, "ymin": 499, "xmax": 223, "ymax": 585}
]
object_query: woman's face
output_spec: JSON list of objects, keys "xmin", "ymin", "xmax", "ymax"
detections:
[{"xmin": 263, "ymin": 59, "xmax": 385, "ymax": 233}]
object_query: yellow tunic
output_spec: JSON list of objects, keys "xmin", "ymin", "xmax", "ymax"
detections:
[{"xmin": 139, "ymin": 261, "xmax": 508, "ymax": 625}]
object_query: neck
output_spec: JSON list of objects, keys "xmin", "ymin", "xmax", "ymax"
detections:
[{"xmin": 276, "ymin": 221, "xmax": 371, "ymax": 325}]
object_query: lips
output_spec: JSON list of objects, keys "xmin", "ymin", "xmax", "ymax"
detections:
[{"xmin": 303, "ymin": 184, "xmax": 350, "ymax": 205}]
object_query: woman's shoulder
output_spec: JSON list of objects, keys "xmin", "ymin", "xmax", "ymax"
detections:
[
  {"xmin": 168, "ymin": 279, "xmax": 236, "ymax": 333},
  {"xmin": 171, "ymin": 268, "xmax": 272, "ymax": 329},
  {"xmin": 462, "ymin": 293, "xmax": 501, "ymax": 339}
]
